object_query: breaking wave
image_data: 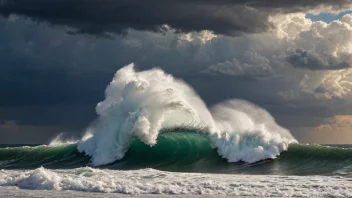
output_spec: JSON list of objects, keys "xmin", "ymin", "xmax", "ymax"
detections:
[{"xmin": 76, "ymin": 63, "xmax": 296, "ymax": 166}]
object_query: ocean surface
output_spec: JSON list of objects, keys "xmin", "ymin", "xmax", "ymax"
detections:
[
  {"xmin": 1, "ymin": 65, "xmax": 352, "ymax": 197},
  {"xmin": 0, "ymin": 135, "xmax": 352, "ymax": 197}
]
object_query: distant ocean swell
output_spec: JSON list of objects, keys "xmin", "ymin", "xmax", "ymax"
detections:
[{"xmin": 1, "ymin": 136, "xmax": 352, "ymax": 177}]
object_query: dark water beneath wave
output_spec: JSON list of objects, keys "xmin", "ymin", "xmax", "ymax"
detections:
[{"xmin": 1, "ymin": 131, "xmax": 352, "ymax": 177}]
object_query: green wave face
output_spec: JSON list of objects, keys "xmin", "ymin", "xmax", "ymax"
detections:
[
  {"xmin": 104, "ymin": 131, "xmax": 225, "ymax": 172},
  {"xmin": 0, "ymin": 144, "xmax": 90, "ymax": 169},
  {"xmin": 1, "ymin": 132, "xmax": 352, "ymax": 177}
]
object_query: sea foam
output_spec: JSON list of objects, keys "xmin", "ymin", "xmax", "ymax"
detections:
[{"xmin": 1, "ymin": 167, "xmax": 351, "ymax": 197}]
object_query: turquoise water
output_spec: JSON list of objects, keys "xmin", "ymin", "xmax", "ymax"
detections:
[{"xmin": 1, "ymin": 132, "xmax": 352, "ymax": 177}]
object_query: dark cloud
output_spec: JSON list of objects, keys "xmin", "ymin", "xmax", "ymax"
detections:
[
  {"xmin": 242, "ymin": 0, "xmax": 352, "ymax": 10},
  {"xmin": 0, "ymin": 0, "xmax": 351, "ymax": 36},
  {"xmin": 285, "ymin": 49, "xmax": 351, "ymax": 70},
  {"xmin": 0, "ymin": 123, "xmax": 62, "ymax": 144},
  {"xmin": 203, "ymin": 51, "xmax": 273, "ymax": 76}
]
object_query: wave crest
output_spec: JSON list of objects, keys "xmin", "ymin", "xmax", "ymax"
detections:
[{"xmin": 77, "ymin": 63, "xmax": 296, "ymax": 166}]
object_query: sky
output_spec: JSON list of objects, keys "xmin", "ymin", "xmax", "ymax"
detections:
[{"xmin": 0, "ymin": 0, "xmax": 352, "ymax": 144}]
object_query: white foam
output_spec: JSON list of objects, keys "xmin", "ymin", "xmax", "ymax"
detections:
[
  {"xmin": 77, "ymin": 64, "xmax": 296, "ymax": 166},
  {"xmin": 1, "ymin": 167, "xmax": 351, "ymax": 197}
]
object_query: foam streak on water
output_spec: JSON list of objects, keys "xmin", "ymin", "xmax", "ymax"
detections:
[{"xmin": 0, "ymin": 167, "xmax": 351, "ymax": 197}]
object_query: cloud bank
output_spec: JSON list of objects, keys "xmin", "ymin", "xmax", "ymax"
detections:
[{"xmin": 0, "ymin": 0, "xmax": 351, "ymax": 36}]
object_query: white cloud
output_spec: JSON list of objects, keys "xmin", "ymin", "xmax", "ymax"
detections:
[
  {"xmin": 269, "ymin": 13, "xmax": 352, "ymax": 100},
  {"xmin": 316, "ymin": 68, "xmax": 352, "ymax": 99},
  {"xmin": 342, "ymin": 14, "xmax": 352, "ymax": 25},
  {"xmin": 273, "ymin": 13, "xmax": 352, "ymax": 70}
]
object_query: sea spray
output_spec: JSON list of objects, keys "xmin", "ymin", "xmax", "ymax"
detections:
[
  {"xmin": 210, "ymin": 100, "xmax": 294, "ymax": 163},
  {"xmin": 77, "ymin": 63, "xmax": 296, "ymax": 166},
  {"xmin": 49, "ymin": 133, "xmax": 78, "ymax": 146}
]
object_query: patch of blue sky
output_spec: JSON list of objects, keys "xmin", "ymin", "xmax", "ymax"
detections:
[{"xmin": 306, "ymin": 10, "xmax": 352, "ymax": 22}]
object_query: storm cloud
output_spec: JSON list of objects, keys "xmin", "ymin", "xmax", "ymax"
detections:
[
  {"xmin": 285, "ymin": 49, "xmax": 351, "ymax": 70},
  {"xmin": 0, "ymin": 0, "xmax": 351, "ymax": 36},
  {"xmin": 1, "ymin": 1, "xmax": 352, "ymax": 144}
]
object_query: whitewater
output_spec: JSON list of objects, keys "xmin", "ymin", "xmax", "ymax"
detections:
[
  {"xmin": 1, "ymin": 64, "xmax": 352, "ymax": 197},
  {"xmin": 1, "ymin": 167, "xmax": 352, "ymax": 197}
]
